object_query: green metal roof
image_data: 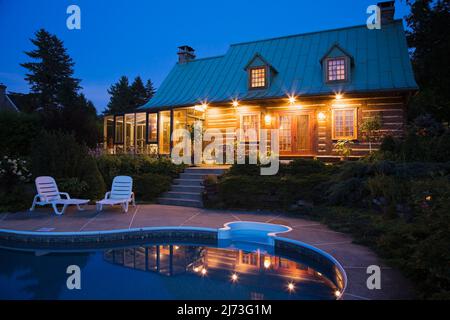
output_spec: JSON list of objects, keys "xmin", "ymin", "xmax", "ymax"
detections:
[{"xmin": 142, "ymin": 20, "xmax": 417, "ymax": 110}]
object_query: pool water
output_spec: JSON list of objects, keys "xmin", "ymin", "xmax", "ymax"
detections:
[{"xmin": 0, "ymin": 244, "xmax": 337, "ymax": 300}]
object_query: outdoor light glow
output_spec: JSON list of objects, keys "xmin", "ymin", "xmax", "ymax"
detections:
[
  {"xmin": 335, "ymin": 93, "xmax": 343, "ymax": 100},
  {"xmin": 231, "ymin": 273, "xmax": 238, "ymax": 282},
  {"xmin": 174, "ymin": 246, "xmax": 179, "ymax": 250},
  {"xmin": 193, "ymin": 266, "xmax": 200, "ymax": 272},
  {"xmin": 264, "ymin": 114, "xmax": 272, "ymax": 125},
  {"xmin": 317, "ymin": 112, "xmax": 326, "ymax": 121},
  {"xmin": 287, "ymin": 282, "xmax": 295, "ymax": 292},
  {"xmin": 335, "ymin": 290, "xmax": 341, "ymax": 298},
  {"xmin": 232, "ymin": 100, "xmax": 239, "ymax": 107},
  {"xmin": 194, "ymin": 102, "xmax": 208, "ymax": 112},
  {"xmin": 288, "ymin": 95, "xmax": 297, "ymax": 104},
  {"xmin": 201, "ymin": 268, "xmax": 207, "ymax": 275},
  {"xmin": 263, "ymin": 257, "xmax": 271, "ymax": 269}
]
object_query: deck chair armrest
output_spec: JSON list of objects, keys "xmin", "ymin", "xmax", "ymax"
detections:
[
  {"xmin": 33, "ymin": 193, "xmax": 46, "ymax": 202},
  {"xmin": 104, "ymin": 191, "xmax": 111, "ymax": 200},
  {"xmin": 59, "ymin": 192, "xmax": 71, "ymax": 199}
]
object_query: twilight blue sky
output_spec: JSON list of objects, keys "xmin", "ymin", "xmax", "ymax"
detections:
[{"xmin": 0, "ymin": 0, "xmax": 410, "ymax": 113}]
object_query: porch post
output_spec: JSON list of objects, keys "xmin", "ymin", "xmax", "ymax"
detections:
[{"xmin": 169, "ymin": 108, "xmax": 174, "ymax": 154}]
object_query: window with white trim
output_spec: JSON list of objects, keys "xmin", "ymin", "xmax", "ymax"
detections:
[
  {"xmin": 239, "ymin": 113, "xmax": 260, "ymax": 142},
  {"xmin": 332, "ymin": 108, "xmax": 357, "ymax": 140}
]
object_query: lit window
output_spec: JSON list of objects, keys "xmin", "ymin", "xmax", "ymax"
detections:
[
  {"xmin": 250, "ymin": 67, "xmax": 266, "ymax": 88},
  {"xmin": 147, "ymin": 113, "xmax": 157, "ymax": 143},
  {"xmin": 241, "ymin": 253, "xmax": 258, "ymax": 266},
  {"xmin": 327, "ymin": 58, "xmax": 346, "ymax": 82},
  {"xmin": 240, "ymin": 113, "xmax": 260, "ymax": 142},
  {"xmin": 332, "ymin": 109, "xmax": 357, "ymax": 140},
  {"xmin": 114, "ymin": 115, "xmax": 124, "ymax": 144}
]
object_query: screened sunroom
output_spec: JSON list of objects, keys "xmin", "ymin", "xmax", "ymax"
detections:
[{"xmin": 103, "ymin": 107, "xmax": 205, "ymax": 155}]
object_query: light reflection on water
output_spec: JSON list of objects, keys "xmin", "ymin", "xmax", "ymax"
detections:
[{"xmin": 0, "ymin": 244, "xmax": 337, "ymax": 300}]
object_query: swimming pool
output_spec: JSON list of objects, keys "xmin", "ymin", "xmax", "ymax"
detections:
[
  {"xmin": 0, "ymin": 223, "xmax": 346, "ymax": 300},
  {"xmin": 0, "ymin": 242, "xmax": 343, "ymax": 300}
]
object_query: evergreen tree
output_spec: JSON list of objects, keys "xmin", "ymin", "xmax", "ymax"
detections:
[
  {"xmin": 406, "ymin": 0, "xmax": 450, "ymax": 123},
  {"xmin": 20, "ymin": 29, "xmax": 99, "ymax": 147},
  {"xmin": 21, "ymin": 29, "xmax": 80, "ymax": 113},
  {"xmin": 145, "ymin": 79, "xmax": 156, "ymax": 101},
  {"xmin": 130, "ymin": 76, "xmax": 148, "ymax": 108},
  {"xmin": 104, "ymin": 76, "xmax": 133, "ymax": 114},
  {"xmin": 104, "ymin": 76, "xmax": 156, "ymax": 114}
]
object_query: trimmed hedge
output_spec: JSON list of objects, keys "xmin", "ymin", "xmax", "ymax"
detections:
[{"xmin": 96, "ymin": 155, "xmax": 185, "ymax": 202}]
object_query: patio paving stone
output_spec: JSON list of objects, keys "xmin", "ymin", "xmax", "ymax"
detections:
[{"xmin": 0, "ymin": 204, "xmax": 416, "ymax": 300}]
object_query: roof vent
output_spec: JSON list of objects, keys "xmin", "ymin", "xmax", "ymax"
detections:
[
  {"xmin": 177, "ymin": 45, "xmax": 196, "ymax": 64},
  {"xmin": 377, "ymin": 1, "xmax": 395, "ymax": 24}
]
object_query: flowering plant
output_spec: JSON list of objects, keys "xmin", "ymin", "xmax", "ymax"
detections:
[{"xmin": 0, "ymin": 155, "xmax": 32, "ymax": 185}]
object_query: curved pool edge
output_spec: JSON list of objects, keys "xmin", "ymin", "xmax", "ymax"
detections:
[
  {"xmin": 0, "ymin": 226, "xmax": 218, "ymax": 251},
  {"xmin": 0, "ymin": 224, "xmax": 347, "ymax": 299},
  {"xmin": 274, "ymin": 236, "xmax": 347, "ymax": 300},
  {"xmin": 218, "ymin": 220, "xmax": 292, "ymax": 245}
]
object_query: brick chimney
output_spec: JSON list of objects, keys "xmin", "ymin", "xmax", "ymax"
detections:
[
  {"xmin": 377, "ymin": 1, "xmax": 395, "ymax": 24},
  {"xmin": 177, "ymin": 45, "xmax": 196, "ymax": 64}
]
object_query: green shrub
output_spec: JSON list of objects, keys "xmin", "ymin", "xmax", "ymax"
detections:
[
  {"xmin": 366, "ymin": 175, "xmax": 409, "ymax": 216},
  {"xmin": 326, "ymin": 177, "xmax": 367, "ymax": 206},
  {"xmin": 96, "ymin": 155, "xmax": 185, "ymax": 187},
  {"xmin": 0, "ymin": 111, "xmax": 42, "ymax": 157},
  {"xmin": 58, "ymin": 178, "xmax": 89, "ymax": 198},
  {"xmin": 134, "ymin": 173, "xmax": 172, "ymax": 201},
  {"xmin": 203, "ymin": 174, "xmax": 218, "ymax": 186},
  {"xmin": 335, "ymin": 161, "xmax": 371, "ymax": 180},
  {"xmin": 281, "ymin": 158, "xmax": 329, "ymax": 176},
  {"xmin": 376, "ymin": 130, "xmax": 450, "ymax": 163},
  {"xmin": 0, "ymin": 156, "xmax": 34, "ymax": 212},
  {"xmin": 226, "ymin": 163, "xmax": 260, "ymax": 176},
  {"xmin": 30, "ymin": 131, "xmax": 105, "ymax": 199}
]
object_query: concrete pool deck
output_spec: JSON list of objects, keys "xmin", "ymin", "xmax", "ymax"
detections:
[{"xmin": 0, "ymin": 204, "xmax": 416, "ymax": 300}]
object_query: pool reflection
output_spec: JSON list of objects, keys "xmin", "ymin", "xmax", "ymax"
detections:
[{"xmin": 103, "ymin": 245, "xmax": 336, "ymax": 299}]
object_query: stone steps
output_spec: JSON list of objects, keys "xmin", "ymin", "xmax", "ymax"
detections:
[{"xmin": 157, "ymin": 166, "xmax": 228, "ymax": 208}]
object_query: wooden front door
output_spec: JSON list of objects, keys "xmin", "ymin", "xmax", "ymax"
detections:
[{"xmin": 277, "ymin": 112, "xmax": 313, "ymax": 155}]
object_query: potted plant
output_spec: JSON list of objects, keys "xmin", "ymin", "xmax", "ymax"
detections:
[
  {"xmin": 334, "ymin": 139, "xmax": 354, "ymax": 161},
  {"xmin": 360, "ymin": 116, "xmax": 382, "ymax": 153}
]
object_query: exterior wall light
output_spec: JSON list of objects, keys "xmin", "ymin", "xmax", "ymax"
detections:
[
  {"xmin": 263, "ymin": 257, "xmax": 271, "ymax": 269},
  {"xmin": 194, "ymin": 103, "xmax": 208, "ymax": 112},
  {"xmin": 264, "ymin": 114, "xmax": 272, "ymax": 126},
  {"xmin": 287, "ymin": 282, "xmax": 295, "ymax": 292},
  {"xmin": 288, "ymin": 95, "xmax": 297, "ymax": 104},
  {"xmin": 317, "ymin": 112, "xmax": 326, "ymax": 121},
  {"xmin": 335, "ymin": 93, "xmax": 343, "ymax": 100},
  {"xmin": 232, "ymin": 100, "xmax": 239, "ymax": 107}
]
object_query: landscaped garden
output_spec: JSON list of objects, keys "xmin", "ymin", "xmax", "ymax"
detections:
[
  {"xmin": 203, "ymin": 124, "xmax": 450, "ymax": 299},
  {"xmin": 0, "ymin": 110, "xmax": 185, "ymax": 213}
]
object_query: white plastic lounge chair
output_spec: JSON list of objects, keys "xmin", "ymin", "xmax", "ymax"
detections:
[
  {"xmin": 96, "ymin": 176, "xmax": 136, "ymax": 213},
  {"xmin": 30, "ymin": 176, "xmax": 90, "ymax": 215}
]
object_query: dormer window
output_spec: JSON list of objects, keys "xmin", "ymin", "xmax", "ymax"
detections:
[
  {"xmin": 327, "ymin": 57, "xmax": 347, "ymax": 82},
  {"xmin": 321, "ymin": 43, "xmax": 353, "ymax": 84},
  {"xmin": 250, "ymin": 67, "xmax": 266, "ymax": 88},
  {"xmin": 245, "ymin": 53, "xmax": 277, "ymax": 90}
]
